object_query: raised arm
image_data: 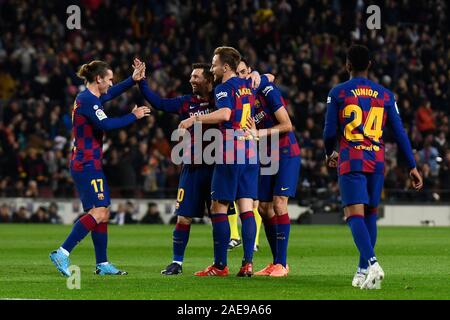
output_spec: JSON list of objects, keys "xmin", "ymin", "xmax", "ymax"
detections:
[
  {"xmin": 138, "ymin": 79, "xmax": 184, "ymax": 114},
  {"xmin": 100, "ymin": 58, "xmax": 146, "ymax": 103},
  {"xmin": 100, "ymin": 76, "xmax": 135, "ymax": 104}
]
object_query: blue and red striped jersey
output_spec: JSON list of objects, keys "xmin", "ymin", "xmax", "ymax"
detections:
[
  {"xmin": 214, "ymin": 76, "xmax": 268, "ymax": 164},
  {"xmin": 324, "ymin": 76, "xmax": 416, "ymax": 176},
  {"xmin": 254, "ymin": 83, "xmax": 300, "ymax": 159},
  {"xmin": 70, "ymin": 88, "xmax": 137, "ymax": 171}
]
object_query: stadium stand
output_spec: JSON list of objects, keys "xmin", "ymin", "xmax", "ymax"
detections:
[{"xmin": 0, "ymin": 0, "xmax": 448, "ymax": 221}]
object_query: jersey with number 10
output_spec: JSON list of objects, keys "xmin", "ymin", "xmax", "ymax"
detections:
[{"xmin": 324, "ymin": 76, "xmax": 416, "ymax": 176}]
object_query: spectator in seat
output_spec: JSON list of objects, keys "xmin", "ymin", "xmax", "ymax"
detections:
[
  {"xmin": 48, "ymin": 202, "xmax": 62, "ymax": 224},
  {"xmin": 0, "ymin": 203, "xmax": 11, "ymax": 223},
  {"xmin": 416, "ymin": 100, "xmax": 436, "ymax": 135},
  {"xmin": 30, "ymin": 206, "xmax": 50, "ymax": 223},
  {"xmin": 12, "ymin": 206, "xmax": 29, "ymax": 223},
  {"xmin": 141, "ymin": 202, "xmax": 163, "ymax": 224}
]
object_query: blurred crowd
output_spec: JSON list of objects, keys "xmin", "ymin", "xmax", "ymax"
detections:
[
  {"xmin": 0, "ymin": 201, "xmax": 63, "ymax": 223},
  {"xmin": 0, "ymin": 200, "xmax": 166, "ymax": 224},
  {"xmin": 0, "ymin": 0, "xmax": 449, "ymax": 209}
]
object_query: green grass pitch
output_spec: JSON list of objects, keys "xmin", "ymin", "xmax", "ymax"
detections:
[{"xmin": 0, "ymin": 224, "xmax": 449, "ymax": 300}]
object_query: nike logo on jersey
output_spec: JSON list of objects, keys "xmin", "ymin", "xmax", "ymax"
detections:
[
  {"xmin": 189, "ymin": 105, "xmax": 196, "ymax": 109},
  {"xmin": 281, "ymin": 187, "xmax": 289, "ymax": 191}
]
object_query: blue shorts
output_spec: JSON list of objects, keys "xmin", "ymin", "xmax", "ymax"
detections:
[
  {"xmin": 339, "ymin": 172, "xmax": 384, "ymax": 208},
  {"xmin": 175, "ymin": 165, "xmax": 214, "ymax": 218},
  {"xmin": 211, "ymin": 164, "xmax": 259, "ymax": 202},
  {"xmin": 259, "ymin": 156, "xmax": 301, "ymax": 202},
  {"xmin": 70, "ymin": 168, "xmax": 111, "ymax": 212}
]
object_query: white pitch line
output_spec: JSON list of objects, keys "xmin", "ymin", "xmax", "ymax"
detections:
[{"xmin": 0, "ymin": 298, "xmax": 47, "ymax": 300}]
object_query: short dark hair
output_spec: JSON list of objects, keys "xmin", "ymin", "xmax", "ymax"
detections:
[
  {"xmin": 347, "ymin": 44, "xmax": 370, "ymax": 72},
  {"xmin": 213, "ymin": 46, "xmax": 241, "ymax": 71},
  {"xmin": 239, "ymin": 58, "xmax": 250, "ymax": 68},
  {"xmin": 192, "ymin": 63, "xmax": 214, "ymax": 84},
  {"xmin": 76, "ymin": 60, "xmax": 110, "ymax": 83}
]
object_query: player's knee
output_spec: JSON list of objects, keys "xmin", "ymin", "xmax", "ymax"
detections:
[
  {"xmin": 258, "ymin": 202, "xmax": 271, "ymax": 218},
  {"xmin": 177, "ymin": 216, "xmax": 192, "ymax": 225},
  {"xmin": 273, "ymin": 197, "xmax": 288, "ymax": 215},
  {"xmin": 90, "ymin": 207, "xmax": 110, "ymax": 223},
  {"xmin": 211, "ymin": 200, "xmax": 228, "ymax": 214}
]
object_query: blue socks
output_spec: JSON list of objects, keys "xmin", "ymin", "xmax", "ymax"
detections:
[
  {"xmin": 347, "ymin": 215, "xmax": 377, "ymax": 266},
  {"xmin": 91, "ymin": 222, "xmax": 108, "ymax": 264},
  {"xmin": 62, "ymin": 214, "xmax": 97, "ymax": 253},
  {"xmin": 264, "ymin": 215, "xmax": 278, "ymax": 263},
  {"xmin": 240, "ymin": 211, "xmax": 256, "ymax": 264},
  {"xmin": 275, "ymin": 214, "xmax": 290, "ymax": 267},
  {"xmin": 211, "ymin": 213, "xmax": 230, "ymax": 268},
  {"xmin": 359, "ymin": 210, "xmax": 378, "ymax": 269},
  {"xmin": 173, "ymin": 223, "xmax": 191, "ymax": 264}
]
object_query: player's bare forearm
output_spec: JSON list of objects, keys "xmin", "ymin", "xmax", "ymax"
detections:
[
  {"xmin": 256, "ymin": 123, "xmax": 291, "ymax": 138},
  {"xmin": 197, "ymin": 108, "xmax": 231, "ymax": 124},
  {"xmin": 178, "ymin": 108, "xmax": 231, "ymax": 130}
]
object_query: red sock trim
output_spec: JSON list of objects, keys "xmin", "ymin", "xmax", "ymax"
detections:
[
  {"xmin": 239, "ymin": 211, "xmax": 254, "ymax": 220},
  {"xmin": 93, "ymin": 222, "xmax": 108, "ymax": 233},
  {"xmin": 175, "ymin": 223, "xmax": 191, "ymax": 231},
  {"xmin": 346, "ymin": 214, "xmax": 365, "ymax": 222},
  {"xmin": 211, "ymin": 214, "xmax": 228, "ymax": 223},
  {"xmin": 277, "ymin": 213, "xmax": 290, "ymax": 224},
  {"xmin": 266, "ymin": 215, "xmax": 278, "ymax": 225},
  {"xmin": 80, "ymin": 214, "xmax": 97, "ymax": 230},
  {"xmin": 366, "ymin": 207, "xmax": 378, "ymax": 215}
]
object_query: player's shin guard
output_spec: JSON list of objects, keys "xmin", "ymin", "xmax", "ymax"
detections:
[
  {"xmin": 263, "ymin": 215, "xmax": 278, "ymax": 263},
  {"xmin": 275, "ymin": 213, "xmax": 290, "ymax": 267},
  {"xmin": 173, "ymin": 223, "xmax": 191, "ymax": 264},
  {"xmin": 211, "ymin": 214, "xmax": 230, "ymax": 268},
  {"xmin": 91, "ymin": 222, "xmax": 108, "ymax": 264},
  {"xmin": 62, "ymin": 214, "xmax": 97, "ymax": 253},
  {"xmin": 359, "ymin": 208, "xmax": 378, "ymax": 269},
  {"xmin": 347, "ymin": 215, "xmax": 377, "ymax": 265},
  {"xmin": 240, "ymin": 211, "xmax": 256, "ymax": 263}
]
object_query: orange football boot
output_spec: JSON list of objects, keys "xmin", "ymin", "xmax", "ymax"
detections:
[
  {"xmin": 194, "ymin": 265, "xmax": 229, "ymax": 277},
  {"xmin": 269, "ymin": 264, "xmax": 289, "ymax": 277},
  {"xmin": 254, "ymin": 263, "xmax": 276, "ymax": 276}
]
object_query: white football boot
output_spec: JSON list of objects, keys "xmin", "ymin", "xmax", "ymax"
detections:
[
  {"xmin": 352, "ymin": 268, "xmax": 367, "ymax": 288},
  {"xmin": 361, "ymin": 262, "xmax": 384, "ymax": 289}
]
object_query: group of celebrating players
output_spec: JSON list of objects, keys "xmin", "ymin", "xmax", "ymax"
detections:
[{"xmin": 49, "ymin": 44, "xmax": 423, "ymax": 290}]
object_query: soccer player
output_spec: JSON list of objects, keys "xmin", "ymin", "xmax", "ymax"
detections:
[
  {"xmin": 179, "ymin": 46, "xmax": 269, "ymax": 277},
  {"xmin": 323, "ymin": 44, "xmax": 423, "ymax": 289},
  {"xmin": 138, "ymin": 62, "xmax": 216, "ymax": 276},
  {"xmin": 239, "ymin": 59, "xmax": 301, "ymax": 277},
  {"xmin": 49, "ymin": 59, "xmax": 150, "ymax": 276}
]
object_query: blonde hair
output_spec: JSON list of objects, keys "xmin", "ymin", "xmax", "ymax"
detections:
[{"xmin": 213, "ymin": 46, "xmax": 241, "ymax": 71}]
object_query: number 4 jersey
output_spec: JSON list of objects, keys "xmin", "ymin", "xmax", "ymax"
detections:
[{"xmin": 324, "ymin": 76, "xmax": 416, "ymax": 176}]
